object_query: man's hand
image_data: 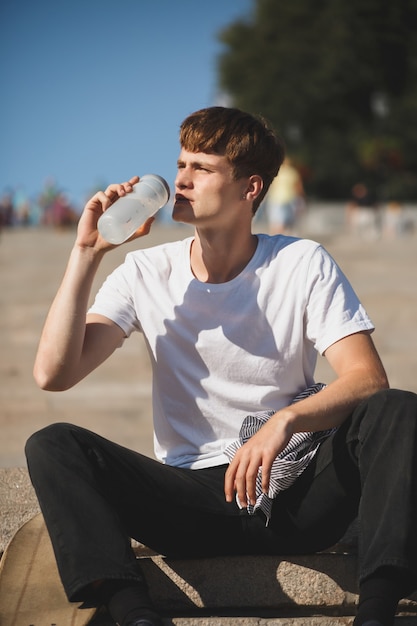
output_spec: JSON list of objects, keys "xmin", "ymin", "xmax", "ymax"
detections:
[
  {"xmin": 224, "ymin": 414, "xmax": 293, "ymax": 507},
  {"xmin": 76, "ymin": 176, "xmax": 154, "ymax": 251}
]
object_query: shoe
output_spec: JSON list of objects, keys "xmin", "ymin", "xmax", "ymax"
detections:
[{"xmin": 126, "ymin": 612, "xmax": 163, "ymax": 626}]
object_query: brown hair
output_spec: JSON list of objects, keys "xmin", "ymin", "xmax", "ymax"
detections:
[{"xmin": 179, "ymin": 107, "xmax": 285, "ymax": 213}]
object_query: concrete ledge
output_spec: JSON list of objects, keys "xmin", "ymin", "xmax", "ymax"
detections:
[
  {"xmin": 0, "ymin": 467, "xmax": 40, "ymax": 554},
  {"xmin": 2, "ymin": 468, "xmax": 417, "ymax": 622},
  {"xmin": 138, "ymin": 551, "xmax": 358, "ymax": 615}
]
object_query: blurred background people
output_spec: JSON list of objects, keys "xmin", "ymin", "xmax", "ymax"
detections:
[
  {"xmin": 266, "ymin": 158, "xmax": 305, "ymax": 235},
  {"xmin": 346, "ymin": 182, "xmax": 381, "ymax": 240}
]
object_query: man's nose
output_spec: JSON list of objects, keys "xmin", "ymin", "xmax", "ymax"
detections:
[{"xmin": 175, "ymin": 168, "xmax": 191, "ymax": 189}]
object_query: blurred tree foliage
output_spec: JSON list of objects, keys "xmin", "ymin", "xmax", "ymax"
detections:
[{"xmin": 218, "ymin": 0, "xmax": 417, "ymax": 200}]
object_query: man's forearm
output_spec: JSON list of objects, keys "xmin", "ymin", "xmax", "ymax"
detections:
[
  {"xmin": 33, "ymin": 245, "xmax": 105, "ymax": 391},
  {"xmin": 277, "ymin": 367, "xmax": 389, "ymax": 435}
]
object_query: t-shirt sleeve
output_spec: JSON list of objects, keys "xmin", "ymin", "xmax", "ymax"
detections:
[
  {"xmin": 88, "ymin": 255, "xmax": 142, "ymax": 337},
  {"xmin": 305, "ymin": 246, "xmax": 375, "ymax": 355}
]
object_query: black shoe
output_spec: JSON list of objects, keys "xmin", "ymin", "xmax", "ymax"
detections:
[{"xmin": 126, "ymin": 611, "xmax": 163, "ymax": 626}]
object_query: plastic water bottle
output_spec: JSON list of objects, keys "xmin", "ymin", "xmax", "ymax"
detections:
[{"xmin": 98, "ymin": 174, "xmax": 170, "ymax": 244}]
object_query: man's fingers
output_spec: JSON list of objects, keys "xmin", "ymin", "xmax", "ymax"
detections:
[
  {"xmin": 103, "ymin": 176, "xmax": 139, "ymax": 204},
  {"xmin": 225, "ymin": 453, "xmax": 264, "ymax": 507},
  {"xmin": 261, "ymin": 463, "xmax": 272, "ymax": 495},
  {"xmin": 242, "ymin": 459, "xmax": 261, "ymax": 505},
  {"xmin": 234, "ymin": 462, "xmax": 251, "ymax": 507},
  {"xmin": 127, "ymin": 217, "xmax": 155, "ymax": 241},
  {"xmin": 224, "ymin": 464, "xmax": 235, "ymax": 503}
]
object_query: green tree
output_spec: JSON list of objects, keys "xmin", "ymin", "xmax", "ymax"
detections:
[{"xmin": 218, "ymin": 0, "xmax": 417, "ymax": 200}]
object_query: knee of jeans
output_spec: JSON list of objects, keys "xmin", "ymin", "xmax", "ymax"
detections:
[
  {"xmin": 358, "ymin": 388, "xmax": 417, "ymax": 438},
  {"xmin": 369, "ymin": 388, "xmax": 417, "ymax": 412},
  {"xmin": 25, "ymin": 422, "xmax": 74, "ymax": 462}
]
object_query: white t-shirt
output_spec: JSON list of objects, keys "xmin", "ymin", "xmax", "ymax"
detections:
[{"xmin": 89, "ymin": 234, "xmax": 374, "ymax": 469}]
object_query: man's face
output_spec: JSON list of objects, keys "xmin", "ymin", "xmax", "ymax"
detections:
[{"xmin": 172, "ymin": 149, "xmax": 247, "ymax": 227}]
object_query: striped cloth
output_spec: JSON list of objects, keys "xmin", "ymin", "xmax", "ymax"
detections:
[{"xmin": 224, "ymin": 383, "xmax": 336, "ymax": 524}]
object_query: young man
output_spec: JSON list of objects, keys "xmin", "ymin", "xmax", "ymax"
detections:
[{"xmin": 26, "ymin": 107, "xmax": 417, "ymax": 626}]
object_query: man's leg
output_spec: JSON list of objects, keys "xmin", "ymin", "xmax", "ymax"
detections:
[
  {"xmin": 26, "ymin": 423, "xmax": 144, "ymax": 602},
  {"xmin": 251, "ymin": 388, "xmax": 417, "ymax": 626},
  {"xmin": 26, "ymin": 389, "xmax": 417, "ymax": 625},
  {"xmin": 24, "ymin": 421, "xmax": 246, "ymax": 622},
  {"xmin": 350, "ymin": 389, "xmax": 417, "ymax": 625}
]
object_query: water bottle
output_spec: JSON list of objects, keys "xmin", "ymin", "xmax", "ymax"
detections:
[{"xmin": 98, "ymin": 174, "xmax": 170, "ymax": 244}]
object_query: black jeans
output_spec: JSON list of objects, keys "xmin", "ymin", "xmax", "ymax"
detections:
[{"xmin": 25, "ymin": 388, "xmax": 417, "ymax": 603}]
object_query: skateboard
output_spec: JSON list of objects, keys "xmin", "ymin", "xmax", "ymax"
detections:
[{"xmin": 0, "ymin": 513, "xmax": 97, "ymax": 626}]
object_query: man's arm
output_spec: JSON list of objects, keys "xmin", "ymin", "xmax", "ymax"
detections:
[
  {"xmin": 33, "ymin": 176, "xmax": 153, "ymax": 391},
  {"xmin": 224, "ymin": 331, "xmax": 389, "ymax": 507}
]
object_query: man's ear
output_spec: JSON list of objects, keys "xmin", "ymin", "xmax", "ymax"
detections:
[{"xmin": 245, "ymin": 175, "xmax": 263, "ymax": 201}]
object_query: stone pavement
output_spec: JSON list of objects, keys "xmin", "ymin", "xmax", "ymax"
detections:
[{"xmin": 1, "ymin": 211, "xmax": 417, "ymax": 623}]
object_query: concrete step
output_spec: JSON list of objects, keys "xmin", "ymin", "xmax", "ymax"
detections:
[
  {"xmin": 133, "ymin": 549, "xmax": 417, "ymax": 622},
  {"xmin": 135, "ymin": 549, "xmax": 359, "ymax": 615}
]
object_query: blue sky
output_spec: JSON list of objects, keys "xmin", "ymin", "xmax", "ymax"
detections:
[{"xmin": 0, "ymin": 0, "xmax": 253, "ymax": 210}]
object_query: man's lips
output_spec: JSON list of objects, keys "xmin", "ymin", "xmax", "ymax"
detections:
[{"xmin": 174, "ymin": 195, "xmax": 191, "ymax": 204}]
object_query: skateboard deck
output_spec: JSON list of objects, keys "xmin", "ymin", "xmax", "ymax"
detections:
[{"xmin": 0, "ymin": 513, "xmax": 96, "ymax": 626}]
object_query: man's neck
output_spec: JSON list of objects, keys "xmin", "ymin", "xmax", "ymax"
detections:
[{"xmin": 190, "ymin": 229, "xmax": 258, "ymax": 283}]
